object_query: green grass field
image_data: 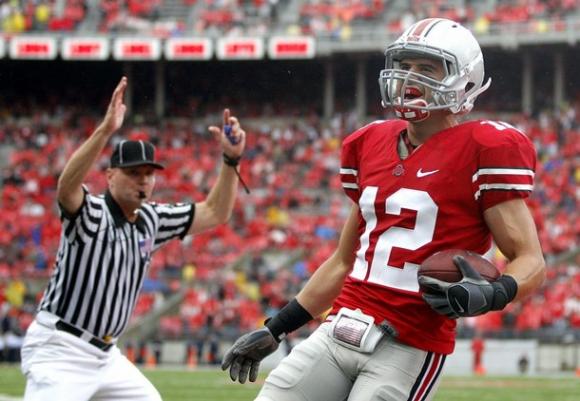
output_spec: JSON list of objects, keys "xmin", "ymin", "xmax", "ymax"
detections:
[{"xmin": 1, "ymin": 365, "xmax": 579, "ymax": 401}]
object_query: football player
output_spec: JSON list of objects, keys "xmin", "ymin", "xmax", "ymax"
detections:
[{"xmin": 222, "ymin": 18, "xmax": 545, "ymax": 401}]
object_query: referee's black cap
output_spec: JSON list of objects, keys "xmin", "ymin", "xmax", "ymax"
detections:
[{"xmin": 110, "ymin": 140, "xmax": 164, "ymax": 170}]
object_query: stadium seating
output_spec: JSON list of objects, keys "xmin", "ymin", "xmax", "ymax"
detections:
[
  {"xmin": 0, "ymin": 96, "xmax": 578, "ymax": 342},
  {"xmin": 3, "ymin": 0, "xmax": 579, "ymax": 36}
]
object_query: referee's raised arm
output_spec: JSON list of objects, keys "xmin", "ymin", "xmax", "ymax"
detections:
[
  {"xmin": 56, "ymin": 76, "xmax": 128, "ymax": 215},
  {"xmin": 190, "ymin": 109, "xmax": 247, "ymax": 235}
]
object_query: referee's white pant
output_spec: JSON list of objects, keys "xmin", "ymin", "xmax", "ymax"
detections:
[
  {"xmin": 256, "ymin": 322, "xmax": 446, "ymax": 401},
  {"xmin": 21, "ymin": 312, "xmax": 161, "ymax": 401}
]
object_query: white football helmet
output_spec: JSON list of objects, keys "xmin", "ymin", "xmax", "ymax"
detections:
[{"xmin": 378, "ymin": 18, "xmax": 491, "ymax": 122}]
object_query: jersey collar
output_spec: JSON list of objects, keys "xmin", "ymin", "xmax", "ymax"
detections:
[{"xmin": 104, "ymin": 190, "xmax": 147, "ymax": 232}]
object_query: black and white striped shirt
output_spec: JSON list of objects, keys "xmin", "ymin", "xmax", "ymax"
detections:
[{"xmin": 39, "ymin": 189, "xmax": 194, "ymax": 339}]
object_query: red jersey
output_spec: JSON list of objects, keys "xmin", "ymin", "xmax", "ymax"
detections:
[{"xmin": 332, "ymin": 119, "xmax": 536, "ymax": 354}]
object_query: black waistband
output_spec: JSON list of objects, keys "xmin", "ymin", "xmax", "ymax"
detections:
[{"xmin": 55, "ymin": 320, "xmax": 113, "ymax": 352}]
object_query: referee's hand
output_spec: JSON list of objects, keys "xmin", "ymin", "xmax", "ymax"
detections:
[
  {"xmin": 100, "ymin": 76, "xmax": 128, "ymax": 135},
  {"xmin": 208, "ymin": 108, "xmax": 246, "ymax": 158}
]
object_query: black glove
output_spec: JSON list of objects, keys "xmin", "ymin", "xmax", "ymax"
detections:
[
  {"xmin": 418, "ymin": 255, "xmax": 517, "ymax": 319},
  {"xmin": 221, "ymin": 327, "xmax": 279, "ymax": 383}
]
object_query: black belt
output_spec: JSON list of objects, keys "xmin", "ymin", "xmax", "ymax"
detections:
[{"xmin": 55, "ymin": 320, "xmax": 113, "ymax": 352}]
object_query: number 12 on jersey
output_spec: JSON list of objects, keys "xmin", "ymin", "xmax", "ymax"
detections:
[{"xmin": 351, "ymin": 187, "xmax": 439, "ymax": 292}]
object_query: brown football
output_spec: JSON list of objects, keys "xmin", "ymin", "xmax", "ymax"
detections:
[{"xmin": 418, "ymin": 249, "xmax": 501, "ymax": 293}]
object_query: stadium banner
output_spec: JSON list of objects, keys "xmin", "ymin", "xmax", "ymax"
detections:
[
  {"xmin": 164, "ymin": 38, "xmax": 212, "ymax": 60},
  {"xmin": 268, "ymin": 36, "xmax": 316, "ymax": 59},
  {"xmin": 9, "ymin": 36, "xmax": 57, "ymax": 60},
  {"xmin": 61, "ymin": 37, "xmax": 110, "ymax": 60},
  {"xmin": 216, "ymin": 38, "xmax": 264, "ymax": 60},
  {"xmin": 113, "ymin": 38, "xmax": 161, "ymax": 60}
]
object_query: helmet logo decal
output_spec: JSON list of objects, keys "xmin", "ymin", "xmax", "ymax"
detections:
[
  {"xmin": 409, "ymin": 18, "xmax": 437, "ymax": 37},
  {"xmin": 408, "ymin": 18, "xmax": 444, "ymax": 41}
]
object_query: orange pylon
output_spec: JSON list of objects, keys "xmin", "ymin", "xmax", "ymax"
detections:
[
  {"xmin": 186, "ymin": 344, "xmax": 198, "ymax": 369},
  {"xmin": 145, "ymin": 349, "xmax": 156, "ymax": 368},
  {"xmin": 475, "ymin": 363, "xmax": 486, "ymax": 376},
  {"xmin": 126, "ymin": 346, "xmax": 135, "ymax": 363},
  {"xmin": 187, "ymin": 350, "xmax": 198, "ymax": 369},
  {"xmin": 575, "ymin": 367, "xmax": 580, "ymax": 378}
]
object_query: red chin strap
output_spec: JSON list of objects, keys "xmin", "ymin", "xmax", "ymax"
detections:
[{"xmin": 393, "ymin": 99, "xmax": 430, "ymax": 122}]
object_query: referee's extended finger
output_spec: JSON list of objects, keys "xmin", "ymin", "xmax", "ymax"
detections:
[{"xmin": 223, "ymin": 108, "xmax": 231, "ymax": 126}]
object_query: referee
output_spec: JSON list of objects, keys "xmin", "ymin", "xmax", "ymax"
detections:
[{"xmin": 20, "ymin": 77, "xmax": 247, "ymax": 401}]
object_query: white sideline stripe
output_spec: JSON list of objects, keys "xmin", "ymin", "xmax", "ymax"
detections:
[
  {"xmin": 472, "ymin": 168, "xmax": 534, "ymax": 182},
  {"xmin": 340, "ymin": 168, "xmax": 358, "ymax": 176},
  {"xmin": 474, "ymin": 183, "xmax": 534, "ymax": 199}
]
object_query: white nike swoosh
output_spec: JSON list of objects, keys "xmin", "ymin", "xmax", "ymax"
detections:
[
  {"xmin": 453, "ymin": 299, "xmax": 465, "ymax": 313},
  {"xmin": 417, "ymin": 168, "xmax": 440, "ymax": 178}
]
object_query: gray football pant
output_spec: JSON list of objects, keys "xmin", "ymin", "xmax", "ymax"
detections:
[{"xmin": 255, "ymin": 322, "xmax": 446, "ymax": 401}]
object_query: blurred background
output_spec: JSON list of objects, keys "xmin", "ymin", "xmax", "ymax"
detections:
[{"xmin": 0, "ymin": 0, "xmax": 578, "ymax": 378}]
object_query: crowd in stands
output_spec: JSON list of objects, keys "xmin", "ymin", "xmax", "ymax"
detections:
[
  {"xmin": 99, "ymin": 0, "xmax": 164, "ymax": 32},
  {"xmin": 3, "ymin": 0, "xmax": 580, "ymax": 37},
  {"xmin": 0, "ymin": 90, "xmax": 578, "ymax": 361},
  {"xmin": 193, "ymin": 0, "xmax": 285, "ymax": 37},
  {"xmin": 297, "ymin": 0, "xmax": 386, "ymax": 39},
  {"xmin": 389, "ymin": 0, "xmax": 580, "ymax": 36},
  {"xmin": 1, "ymin": 0, "xmax": 87, "ymax": 33}
]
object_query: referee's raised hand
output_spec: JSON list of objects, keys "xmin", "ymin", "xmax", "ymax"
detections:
[
  {"xmin": 100, "ymin": 76, "xmax": 128, "ymax": 135},
  {"xmin": 209, "ymin": 108, "xmax": 246, "ymax": 158}
]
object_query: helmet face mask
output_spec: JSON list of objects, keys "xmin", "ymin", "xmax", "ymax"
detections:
[{"xmin": 378, "ymin": 18, "xmax": 491, "ymax": 121}]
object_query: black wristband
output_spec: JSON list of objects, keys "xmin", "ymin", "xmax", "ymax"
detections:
[
  {"xmin": 223, "ymin": 153, "xmax": 241, "ymax": 167},
  {"xmin": 491, "ymin": 274, "xmax": 518, "ymax": 311},
  {"xmin": 265, "ymin": 299, "xmax": 313, "ymax": 342},
  {"xmin": 222, "ymin": 153, "xmax": 250, "ymax": 194}
]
